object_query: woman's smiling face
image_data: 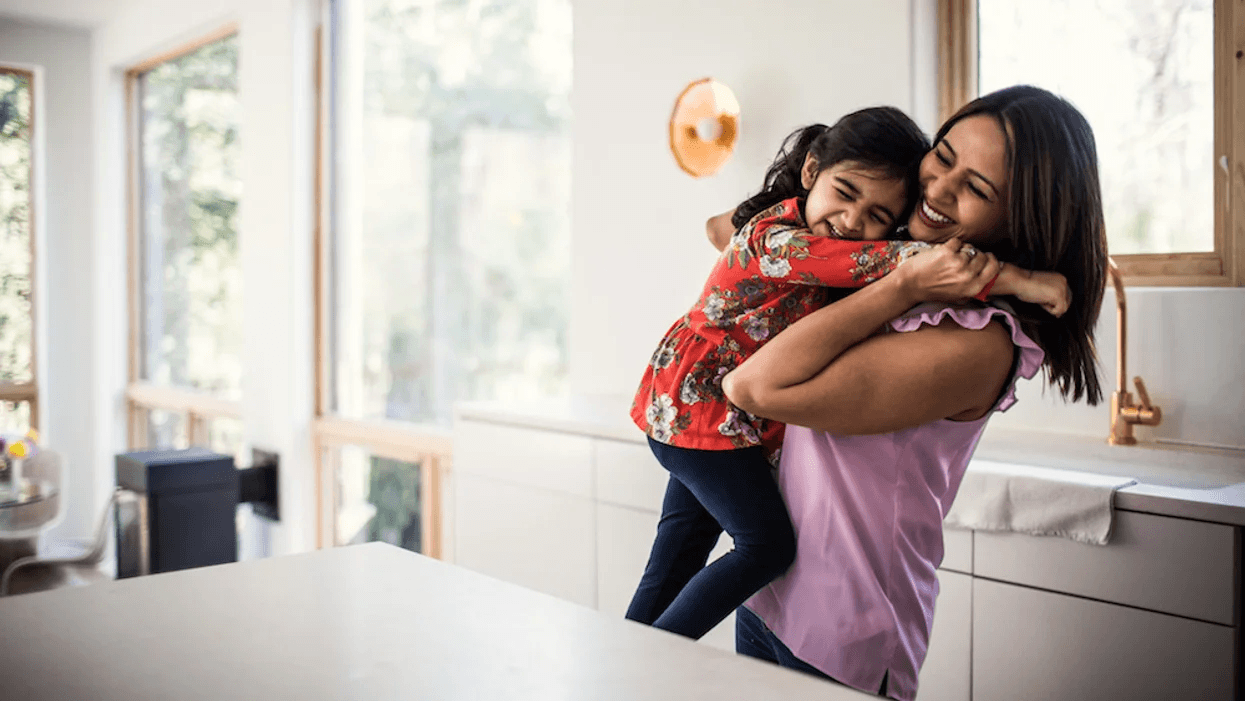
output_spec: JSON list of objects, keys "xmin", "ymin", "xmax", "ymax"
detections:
[{"xmin": 908, "ymin": 115, "xmax": 1010, "ymax": 246}]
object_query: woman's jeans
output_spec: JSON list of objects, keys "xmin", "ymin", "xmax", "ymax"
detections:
[
  {"xmin": 624, "ymin": 438, "xmax": 796, "ymax": 640},
  {"xmin": 736, "ymin": 606, "xmax": 890, "ymax": 697}
]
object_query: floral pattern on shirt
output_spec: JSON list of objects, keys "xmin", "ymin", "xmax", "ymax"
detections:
[{"xmin": 631, "ymin": 198, "xmax": 931, "ymax": 456}]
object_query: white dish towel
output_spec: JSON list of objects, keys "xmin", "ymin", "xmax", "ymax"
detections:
[{"xmin": 945, "ymin": 460, "xmax": 1138, "ymax": 545}]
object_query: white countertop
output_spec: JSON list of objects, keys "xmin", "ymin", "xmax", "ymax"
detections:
[
  {"xmin": 456, "ymin": 396, "xmax": 1245, "ymax": 526},
  {"xmin": 0, "ymin": 544, "xmax": 873, "ymax": 701}
]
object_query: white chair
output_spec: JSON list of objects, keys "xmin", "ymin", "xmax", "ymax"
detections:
[
  {"xmin": 0, "ymin": 448, "xmax": 124, "ymax": 597},
  {"xmin": 0, "ymin": 450, "xmax": 66, "ymax": 581},
  {"xmin": 0, "ymin": 488, "xmax": 123, "ymax": 596}
]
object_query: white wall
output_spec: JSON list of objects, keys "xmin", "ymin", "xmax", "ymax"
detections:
[
  {"xmin": 0, "ymin": 17, "xmax": 95, "ymax": 539},
  {"xmin": 570, "ymin": 0, "xmax": 915, "ymax": 398},
  {"xmin": 90, "ymin": 0, "xmax": 319, "ymax": 552},
  {"xmin": 569, "ymin": 0, "xmax": 1245, "ymax": 452},
  {"xmin": 993, "ymin": 288, "xmax": 1245, "ymax": 449}
]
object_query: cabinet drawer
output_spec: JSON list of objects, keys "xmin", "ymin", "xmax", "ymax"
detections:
[
  {"xmin": 940, "ymin": 528, "xmax": 972, "ymax": 574},
  {"xmin": 974, "ymin": 510, "xmax": 1236, "ymax": 624},
  {"xmin": 973, "ymin": 579, "xmax": 1234, "ymax": 701},
  {"xmin": 917, "ymin": 571, "xmax": 971, "ymax": 701},
  {"xmin": 454, "ymin": 420, "xmax": 593, "ymax": 498},
  {"xmin": 596, "ymin": 503, "xmax": 735, "ymax": 650},
  {"xmin": 455, "ymin": 473, "xmax": 596, "ymax": 607},
  {"xmin": 595, "ymin": 438, "xmax": 667, "ymax": 512},
  {"xmin": 597, "ymin": 504, "xmax": 660, "ymax": 617}
]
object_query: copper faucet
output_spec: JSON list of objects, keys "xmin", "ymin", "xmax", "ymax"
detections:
[{"xmin": 1107, "ymin": 258, "xmax": 1162, "ymax": 445}]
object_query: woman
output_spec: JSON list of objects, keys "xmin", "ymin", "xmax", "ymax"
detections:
[{"xmin": 719, "ymin": 86, "xmax": 1107, "ymax": 700}]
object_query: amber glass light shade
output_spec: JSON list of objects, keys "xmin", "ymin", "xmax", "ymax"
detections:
[{"xmin": 669, "ymin": 78, "xmax": 740, "ymax": 178}]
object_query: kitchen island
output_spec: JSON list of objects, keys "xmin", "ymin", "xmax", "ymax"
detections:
[{"xmin": 0, "ymin": 542, "xmax": 873, "ymax": 701}]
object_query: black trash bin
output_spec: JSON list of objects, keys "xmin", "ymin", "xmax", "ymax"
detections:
[{"xmin": 114, "ymin": 447, "xmax": 238, "ymax": 578}]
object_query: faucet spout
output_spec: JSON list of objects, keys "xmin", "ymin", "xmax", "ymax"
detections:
[
  {"xmin": 1108, "ymin": 259, "xmax": 1127, "ymax": 397},
  {"xmin": 1107, "ymin": 259, "xmax": 1162, "ymax": 445}
]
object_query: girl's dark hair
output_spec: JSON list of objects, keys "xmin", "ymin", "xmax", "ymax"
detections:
[
  {"xmin": 939, "ymin": 85, "xmax": 1108, "ymax": 405},
  {"xmin": 732, "ymin": 106, "xmax": 930, "ymax": 229}
]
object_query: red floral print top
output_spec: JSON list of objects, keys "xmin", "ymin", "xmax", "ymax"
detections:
[{"xmin": 630, "ymin": 198, "xmax": 932, "ymax": 456}]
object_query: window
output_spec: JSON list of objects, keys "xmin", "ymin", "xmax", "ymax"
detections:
[
  {"xmin": 314, "ymin": 427, "xmax": 447, "ymax": 557},
  {"xmin": 126, "ymin": 28, "xmax": 245, "ymax": 456},
  {"xmin": 939, "ymin": 0, "xmax": 1242, "ymax": 285},
  {"xmin": 315, "ymin": 0, "xmax": 572, "ymax": 551},
  {"xmin": 0, "ymin": 67, "xmax": 37, "ymax": 433}
]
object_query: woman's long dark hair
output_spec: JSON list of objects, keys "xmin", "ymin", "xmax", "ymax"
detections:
[
  {"xmin": 939, "ymin": 85, "xmax": 1108, "ymax": 405},
  {"xmin": 732, "ymin": 107, "xmax": 930, "ymax": 229}
]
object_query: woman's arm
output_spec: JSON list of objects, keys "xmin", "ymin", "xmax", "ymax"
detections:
[{"xmin": 723, "ymin": 241, "xmax": 1014, "ymax": 433}]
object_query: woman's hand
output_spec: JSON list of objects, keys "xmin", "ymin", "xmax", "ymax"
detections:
[{"xmin": 894, "ymin": 238, "xmax": 1002, "ymax": 304}]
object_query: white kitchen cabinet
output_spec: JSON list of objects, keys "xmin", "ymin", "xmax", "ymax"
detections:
[
  {"xmin": 915, "ymin": 570, "xmax": 972, "ymax": 701},
  {"xmin": 594, "ymin": 437, "xmax": 668, "ymax": 512},
  {"xmin": 454, "ymin": 420, "xmax": 594, "ymax": 498},
  {"xmin": 973, "ymin": 578, "xmax": 1235, "ymax": 701},
  {"xmin": 596, "ymin": 502, "xmax": 736, "ymax": 651},
  {"xmin": 453, "ymin": 472, "xmax": 597, "ymax": 608},
  {"xmin": 597, "ymin": 504, "xmax": 661, "ymax": 618},
  {"xmin": 974, "ymin": 509, "xmax": 1236, "ymax": 624},
  {"xmin": 941, "ymin": 528, "xmax": 972, "ymax": 574},
  {"xmin": 453, "ymin": 406, "xmax": 1245, "ymax": 696}
]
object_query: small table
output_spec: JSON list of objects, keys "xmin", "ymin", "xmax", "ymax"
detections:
[
  {"xmin": 0, "ymin": 543, "xmax": 872, "ymax": 700},
  {"xmin": 0, "ymin": 480, "xmax": 60, "ymax": 576},
  {"xmin": 0, "ymin": 480, "xmax": 59, "ymax": 516}
]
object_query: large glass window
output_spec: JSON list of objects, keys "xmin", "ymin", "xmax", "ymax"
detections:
[
  {"xmin": 317, "ymin": 0, "xmax": 571, "ymax": 553},
  {"xmin": 978, "ymin": 0, "xmax": 1213, "ymax": 257},
  {"xmin": 0, "ymin": 68, "xmax": 36, "ymax": 432},
  {"xmin": 132, "ymin": 33, "xmax": 243, "ymax": 450},
  {"xmin": 329, "ymin": 0, "xmax": 571, "ymax": 427}
]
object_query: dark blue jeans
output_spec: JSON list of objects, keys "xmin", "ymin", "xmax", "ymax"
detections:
[
  {"xmin": 624, "ymin": 438, "xmax": 796, "ymax": 640},
  {"xmin": 736, "ymin": 606, "xmax": 890, "ymax": 697}
]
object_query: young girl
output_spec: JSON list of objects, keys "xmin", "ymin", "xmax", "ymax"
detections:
[{"xmin": 625, "ymin": 107, "xmax": 1067, "ymax": 641}]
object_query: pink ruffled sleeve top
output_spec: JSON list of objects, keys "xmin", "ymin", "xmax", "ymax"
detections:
[{"xmin": 745, "ymin": 302, "xmax": 1045, "ymax": 701}]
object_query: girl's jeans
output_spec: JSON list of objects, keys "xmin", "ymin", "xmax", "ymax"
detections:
[
  {"xmin": 624, "ymin": 438, "xmax": 796, "ymax": 640},
  {"xmin": 736, "ymin": 605, "xmax": 891, "ymax": 697}
]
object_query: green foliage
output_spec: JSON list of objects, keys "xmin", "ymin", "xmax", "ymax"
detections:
[
  {"xmin": 366, "ymin": 455, "xmax": 422, "ymax": 552},
  {"xmin": 0, "ymin": 70, "xmax": 32, "ymax": 387},
  {"xmin": 139, "ymin": 35, "xmax": 242, "ymax": 411}
]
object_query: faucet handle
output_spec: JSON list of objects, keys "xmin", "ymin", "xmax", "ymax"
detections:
[{"xmin": 1132, "ymin": 376, "xmax": 1153, "ymax": 410}]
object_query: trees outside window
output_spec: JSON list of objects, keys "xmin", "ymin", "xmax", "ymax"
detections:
[
  {"xmin": 0, "ymin": 68, "xmax": 37, "ymax": 433},
  {"xmin": 128, "ymin": 31, "xmax": 244, "ymax": 456},
  {"xmin": 316, "ymin": 0, "xmax": 572, "ymax": 553}
]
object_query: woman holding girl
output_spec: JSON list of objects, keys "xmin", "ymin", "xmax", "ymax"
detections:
[
  {"xmin": 721, "ymin": 85, "xmax": 1107, "ymax": 700},
  {"xmin": 625, "ymin": 103, "xmax": 1069, "ymax": 645}
]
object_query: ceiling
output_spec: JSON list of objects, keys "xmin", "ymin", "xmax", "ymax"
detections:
[{"xmin": 0, "ymin": 0, "xmax": 130, "ymax": 29}]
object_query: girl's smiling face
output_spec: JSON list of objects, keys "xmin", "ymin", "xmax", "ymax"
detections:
[
  {"xmin": 908, "ymin": 114, "xmax": 1011, "ymax": 246},
  {"xmin": 800, "ymin": 156, "xmax": 907, "ymax": 241}
]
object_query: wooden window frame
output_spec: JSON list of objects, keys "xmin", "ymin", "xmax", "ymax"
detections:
[
  {"xmin": 0, "ymin": 66, "xmax": 39, "ymax": 430},
  {"xmin": 311, "ymin": 15, "xmax": 448, "ymax": 558},
  {"xmin": 938, "ymin": 0, "xmax": 1244, "ymax": 286},
  {"xmin": 124, "ymin": 25, "xmax": 243, "ymax": 449}
]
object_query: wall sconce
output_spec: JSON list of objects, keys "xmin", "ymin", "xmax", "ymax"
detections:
[{"xmin": 669, "ymin": 78, "xmax": 740, "ymax": 178}]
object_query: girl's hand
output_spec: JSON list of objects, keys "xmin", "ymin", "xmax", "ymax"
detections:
[
  {"xmin": 1015, "ymin": 270, "xmax": 1071, "ymax": 317},
  {"xmin": 895, "ymin": 238, "xmax": 1001, "ymax": 304},
  {"xmin": 706, "ymin": 209, "xmax": 738, "ymax": 252}
]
